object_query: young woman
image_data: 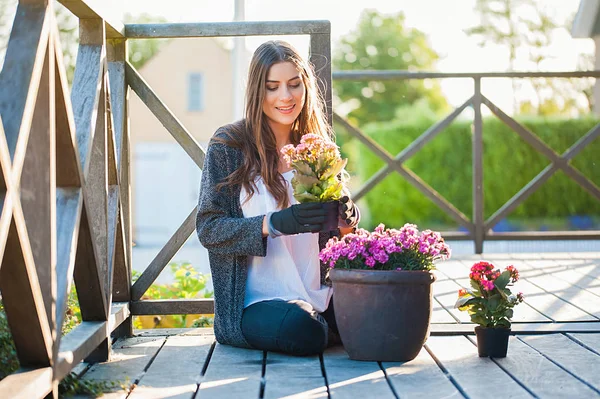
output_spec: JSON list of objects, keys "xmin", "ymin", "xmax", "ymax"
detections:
[{"xmin": 196, "ymin": 40, "xmax": 359, "ymax": 356}]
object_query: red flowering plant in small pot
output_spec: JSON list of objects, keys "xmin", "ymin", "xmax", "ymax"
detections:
[
  {"xmin": 455, "ymin": 261, "xmax": 524, "ymax": 358},
  {"xmin": 319, "ymin": 223, "xmax": 451, "ymax": 362}
]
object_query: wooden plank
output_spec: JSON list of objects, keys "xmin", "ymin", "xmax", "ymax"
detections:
[
  {"xmin": 131, "ymin": 207, "xmax": 197, "ymax": 300},
  {"xmin": 19, "ymin": 38, "xmax": 56, "ymax": 346},
  {"xmin": 74, "ymin": 204, "xmax": 107, "ymax": 320},
  {"xmin": 135, "ymin": 328, "xmax": 215, "ymax": 337},
  {"xmin": 472, "ymin": 77, "xmax": 484, "ymax": 254},
  {"xmin": 520, "ymin": 334, "xmax": 600, "ymax": 393},
  {"xmin": 126, "ymin": 63, "xmax": 205, "ymax": 169},
  {"xmin": 516, "ymin": 279, "xmax": 597, "ymax": 322},
  {"xmin": 54, "ymin": 188, "xmax": 83, "ymax": 346},
  {"xmin": 523, "ymin": 272, "xmax": 600, "ymax": 319},
  {"xmin": 263, "ymin": 352, "xmax": 326, "ymax": 399},
  {"xmin": 107, "ymin": 185, "xmax": 119, "ymax": 304},
  {"xmin": 494, "ymin": 337, "xmax": 599, "ymax": 398},
  {"xmin": 129, "ymin": 335, "xmax": 213, "ymax": 399},
  {"xmin": 322, "ymin": 346, "xmax": 394, "ymax": 398},
  {"xmin": 567, "ymin": 333, "xmax": 600, "ymax": 353},
  {"xmin": 130, "ymin": 299, "xmax": 214, "ymax": 315},
  {"xmin": 125, "ymin": 20, "xmax": 331, "ymax": 38},
  {"xmin": 382, "ymin": 345, "xmax": 462, "ymax": 399},
  {"xmin": 84, "ymin": 65, "xmax": 109, "ymax": 314},
  {"xmin": 0, "ymin": 367, "xmax": 53, "ymax": 399},
  {"xmin": 309, "ymin": 30, "xmax": 332, "ymax": 126},
  {"xmin": 112, "ymin": 205, "xmax": 130, "ymax": 302},
  {"xmin": 107, "ymin": 39, "xmax": 130, "ymax": 305},
  {"xmin": 0, "ymin": 213, "xmax": 53, "ymax": 366},
  {"xmin": 56, "ymin": 321, "xmax": 106, "ymax": 380},
  {"xmin": 56, "ymin": 303, "xmax": 129, "ymax": 380},
  {"xmin": 0, "ymin": 2, "xmax": 49, "ymax": 164},
  {"xmin": 431, "ymin": 297, "xmax": 458, "ymax": 324},
  {"xmin": 76, "ymin": 335, "xmax": 166, "ymax": 399},
  {"xmin": 332, "ymin": 70, "xmax": 600, "ymax": 80},
  {"xmin": 72, "ymin": 43, "xmax": 103, "ymax": 173},
  {"xmin": 57, "ymin": 0, "xmax": 125, "ymax": 38},
  {"xmin": 431, "ymin": 322, "xmax": 600, "ymax": 335},
  {"xmin": 197, "ymin": 343, "xmax": 262, "ymax": 398},
  {"xmin": 425, "ymin": 336, "xmax": 532, "ymax": 398},
  {"xmin": 54, "ymin": 20, "xmax": 83, "ymax": 188},
  {"xmin": 0, "ymin": 119, "xmax": 12, "ymax": 265}
]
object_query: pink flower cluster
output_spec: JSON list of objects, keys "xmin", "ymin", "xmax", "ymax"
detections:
[
  {"xmin": 281, "ymin": 133, "xmax": 340, "ymax": 168},
  {"xmin": 319, "ymin": 223, "xmax": 451, "ymax": 271}
]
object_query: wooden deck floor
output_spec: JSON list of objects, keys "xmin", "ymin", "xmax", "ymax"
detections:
[{"xmin": 75, "ymin": 253, "xmax": 600, "ymax": 398}]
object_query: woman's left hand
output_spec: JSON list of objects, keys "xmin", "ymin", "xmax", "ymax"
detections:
[{"xmin": 338, "ymin": 196, "xmax": 360, "ymax": 228}]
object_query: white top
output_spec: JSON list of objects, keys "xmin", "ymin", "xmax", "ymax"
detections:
[{"xmin": 240, "ymin": 170, "xmax": 332, "ymax": 312}]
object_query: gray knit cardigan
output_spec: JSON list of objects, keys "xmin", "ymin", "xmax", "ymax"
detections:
[{"xmin": 195, "ymin": 121, "xmax": 333, "ymax": 348}]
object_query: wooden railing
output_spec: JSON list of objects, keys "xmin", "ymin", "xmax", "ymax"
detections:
[
  {"xmin": 0, "ymin": 1, "xmax": 331, "ymax": 397},
  {"xmin": 1, "ymin": 1, "xmax": 599, "ymax": 397},
  {"xmin": 333, "ymin": 70, "xmax": 600, "ymax": 253}
]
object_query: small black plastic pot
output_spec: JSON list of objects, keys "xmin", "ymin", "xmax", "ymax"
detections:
[{"xmin": 474, "ymin": 326, "xmax": 511, "ymax": 357}]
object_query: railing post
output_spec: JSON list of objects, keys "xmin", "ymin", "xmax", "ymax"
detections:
[
  {"xmin": 309, "ymin": 24, "xmax": 332, "ymax": 127},
  {"xmin": 472, "ymin": 77, "xmax": 484, "ymax": 254},
  {"xmin": 107, "ymin": 37, "xmax": 133, "ymax": 338}
]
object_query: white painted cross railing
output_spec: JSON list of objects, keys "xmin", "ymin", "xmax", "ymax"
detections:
[{"xmin": 0, "ymin": 1, "xmax": 332, "ymax": 397}]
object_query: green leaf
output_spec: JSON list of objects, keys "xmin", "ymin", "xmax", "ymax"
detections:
[
  {"xmin": 320, "ymin": 158, "xmax": 348, "ymax": 180},
  {"xmin": 455, "ymin": 294, "xmax": 473, "ymax": 309},
  {"xmin": 292, "ymin": 173, "xmax": 320, "ymax": 187},
  {"xmin": 294, "ymin": 192, "xmax": 320, "ymax": 203},
  {"xmin": 495, "ymin": 270, "xmax": 510, "ymax": 290},
  {"xmin": 470, "ymin": 279, "xmax": 481, "ymax": 294},
  {"xmin": 292, "ymin": 160, "xmax": 314, "ymax": 176},
  {"xmin": 488, "ymin": 294, "xmax": 501, "ymax": 311}
]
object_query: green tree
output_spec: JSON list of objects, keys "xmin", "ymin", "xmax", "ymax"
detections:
[
  {"xmin": 333, "ymin": 10, "xmax": 448, "ymax": 126},
  {"xmin": 467, "ymin": 0, "xmax": 590, "ymax": 115}
]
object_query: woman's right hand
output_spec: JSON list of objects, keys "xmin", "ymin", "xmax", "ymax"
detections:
[{"xmin": 270, "ymin": 203, "xmax": 329, "ymax": 235}]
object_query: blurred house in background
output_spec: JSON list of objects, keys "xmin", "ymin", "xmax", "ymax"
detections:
[{"xmin": 129, "ymin": 38, "xmax": 234, "ymax": 246}]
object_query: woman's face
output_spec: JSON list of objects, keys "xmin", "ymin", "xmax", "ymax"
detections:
[{"xmin": 262, "ymin": 61, "xmax": 305, "ymax": 134}]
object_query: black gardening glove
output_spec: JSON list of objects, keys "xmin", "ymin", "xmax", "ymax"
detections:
[
  {"xmin": 270, "ymin": 202, "xmax": 329, "ymax": 235},
  {"xmin": 338, "ymin": 196, "xmax": 360, "ymax": 228}
]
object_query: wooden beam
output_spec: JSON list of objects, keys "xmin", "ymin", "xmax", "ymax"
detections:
[
  {"xmin": 54, "ymin": 23, "xmax": 84, "ymax": 188},
  {"xmin": 0, "ymin": 119, "xmax": 12, "ymax": 266},
  {"xmin": 131, "ymin": 207, "xmax": 197, "ymax": 300},
  {"xmin": 73, "ymin": 204, "xmax": 107, "ymax": 320},
  {"xmin": 0, "ymin": 367, "xmax": 53, "ymax": 399},
  {"xmin": 126, "ymin": 63, "xmax": 205, "ymax": 168},
  {"xmin": 430, "ymin": 322, "xmax": 600, "ymax": 335},
  {"xmin": 0, "ymin": 210, "xmax": 53, "ymax": 367},
  {"xmin": 125, "ymin": 20, "xmax": 331, "ymax": 38},
  {"xmin": 130, "ymin": 299, "xmax": 214, "ymax": 315},
  {"xmin": 19, "ymin": 30, "xmax": 57, "ymax": 350},
  {"xmin": 57, "ymin": 0, "xmax": 125, "ymax": 38},
  {"xmin": 310, "ymin": 30, "xmax": 332, "ymax": 126},
  {"xmin": 54, "ymin": 188, "xmax": 82, "ymax": 344},
  {"xmin": 55, "ymin": 302, "xmax": 129, "ymax": 380},
  {"xmin": 107, "ymin": 39, "xmax": 131, "ymax": 306},
  {"xmin": 0, "ymin": 3, "xmax": 50, "ymax": 168}
]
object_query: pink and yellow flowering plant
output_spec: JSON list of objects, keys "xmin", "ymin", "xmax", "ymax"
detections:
[
  {"xmin": 319, "ymin": 223, "xmax": 451, "ymax": 271},
  {"xmin": 455, "ymin": 261, "xmax": 524, "ymax": 328},
  {"xmin": 281, "ymin": 133, "xmax": 347, "ymax": 203}
]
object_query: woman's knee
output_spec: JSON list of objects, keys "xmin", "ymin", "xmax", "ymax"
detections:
[{"xmin": 278, "ymin": 304, "xmax": 328, "ymax": 356}]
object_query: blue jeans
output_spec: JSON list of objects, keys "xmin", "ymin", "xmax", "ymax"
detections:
[{"xmin": 241, "ymin": 299, "xmax": 339, "ymax": 356}]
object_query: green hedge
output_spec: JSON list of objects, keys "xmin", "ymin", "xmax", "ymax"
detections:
[{"xmin": 342, "ymin": 116, "xmax": 600, "ymax": 230}]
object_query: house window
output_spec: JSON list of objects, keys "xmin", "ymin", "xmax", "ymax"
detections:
[{"xmin": 188, "ymin": 73, "xmax": 204, "ymax": 111}]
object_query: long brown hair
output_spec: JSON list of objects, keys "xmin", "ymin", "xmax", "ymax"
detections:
[{"xmin": 216, "ymin": 40, "xmax": 333, "ymax": 209}]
